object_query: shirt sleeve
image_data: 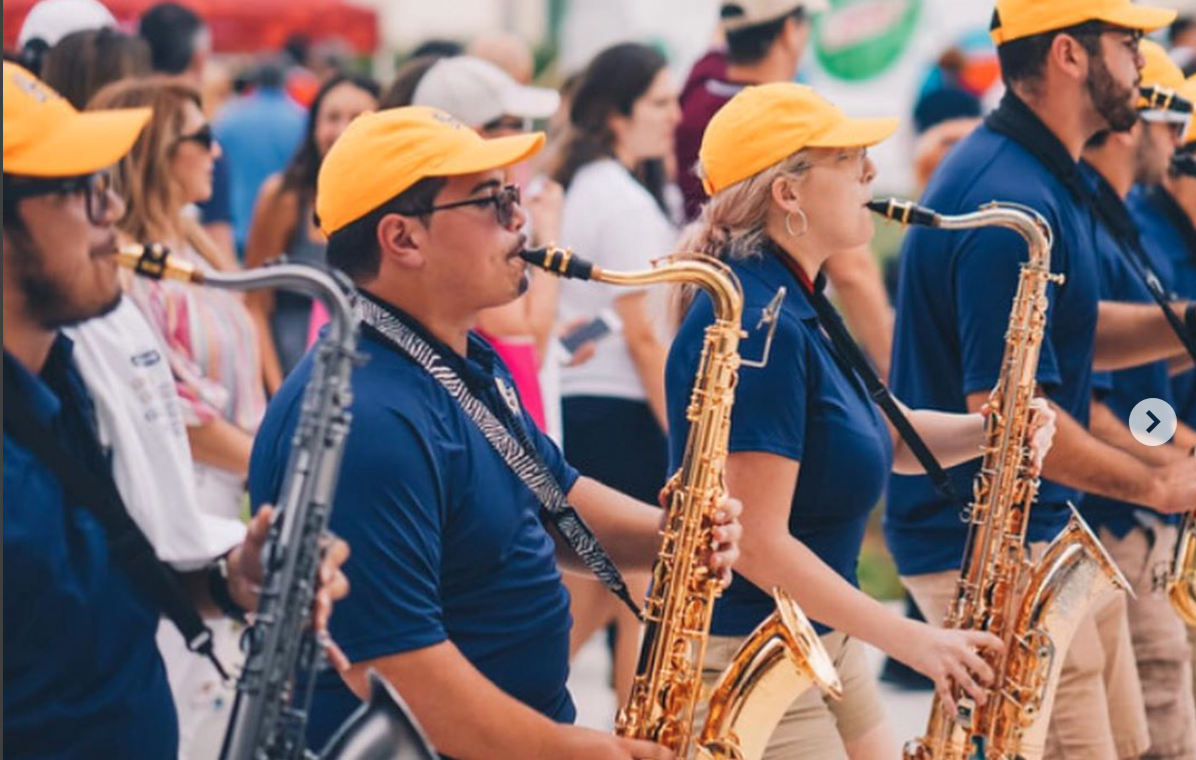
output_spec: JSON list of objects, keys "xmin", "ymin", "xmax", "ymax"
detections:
[
  {"xmin": 725, "ymin": 310, "xmax": 809, "ymax": 461},
  {"xmin": 121, "ymin": 278, "xmax": 227, "ymax": 427},
  {"xmin": 317, "ymin": 405, "xmax": 449, "ymax": 662},
  {"xmin": 591, "ymin": 177, "xmax": 677, "ymax": 276},
  {"xmin": 953, "ymin": 224, "xmax": 1063, "ymax": 397},
  {"xmin": 530, "ymin": 411, "xmax": 580, "ymax": 492}
]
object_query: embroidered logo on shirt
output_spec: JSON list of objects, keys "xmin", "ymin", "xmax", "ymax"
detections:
[{"xmin": 495, "ymin": 376, "xmax": 523, "ymax": 418}]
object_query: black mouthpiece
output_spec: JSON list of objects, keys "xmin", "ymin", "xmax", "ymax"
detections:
[
  {"xmin": 519, "ymin": 246, "xmax": 596, "ymax": 280},
  {"xmin": 866, "ymin": 198, "xmax": 940, "ymax": 227},
  {"xmin": 1141, "ymin": 85, "xmax": 1193, "ymax": 114}
]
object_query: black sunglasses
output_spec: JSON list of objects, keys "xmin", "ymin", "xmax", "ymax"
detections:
[
  {"xmin": 5, "ymin": 169, "xmax": 116, "ymax": 224},
  {"xmin": 175, "ymin": 123, "xmax": 215, "ymax": 151},
  {"xmin": 413, "ymin": 183, "xmax": 521, "ymax": 227}
]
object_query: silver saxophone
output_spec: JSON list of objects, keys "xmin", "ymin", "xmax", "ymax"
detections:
[{"xmin": 116, "ymin": 245, "xmax": 438, "ymax": 760}]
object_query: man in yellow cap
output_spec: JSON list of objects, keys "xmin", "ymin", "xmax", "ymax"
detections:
[
  {"xmin": 3, "ymin": 61, "xmax": 350, "ymax": 759},
  {"xmin": 1080, "ymin": 40, "xmax": 1196, "ymax": 760},
  {"xmin": 888, "ymin": 2, "xmax": 1196, "ymax": 758},
  {"xmin": 247, "ymin": 106, "xmax": 744, "ymax": 759}
]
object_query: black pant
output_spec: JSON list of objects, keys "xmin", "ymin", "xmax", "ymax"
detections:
[{"xmin": 562, "ymin": 396, "xmax": 668, "ymax": 505}]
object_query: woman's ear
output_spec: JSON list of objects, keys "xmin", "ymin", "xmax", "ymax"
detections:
[
  {"xmin": 770, "ymin": 174, "xmax": 803, "ymax": 212},
  {"xmin": 376, "ymin": 213, "xmax": 425, "ymax": 270}
]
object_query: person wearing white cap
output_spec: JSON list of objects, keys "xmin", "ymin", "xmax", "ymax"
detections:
[
  {"xmin": 15, "ymin": 0, "xmax": 116, "ymax": 74},
  {"xmin": 414, "ymin": 55, "xmax": 571, "ymax": 444}
]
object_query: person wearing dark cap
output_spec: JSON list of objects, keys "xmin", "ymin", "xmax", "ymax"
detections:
[
  {"xmin": 247, "ymin": 106, "xmax": 744, "ymax": 759},
  {"xmin": 888, "ymin": 1, "xmax": 1196, "ymax": 757},
  {"xmin": 2, "ymin": 61, "xmax": 349, "ymax": 760}
]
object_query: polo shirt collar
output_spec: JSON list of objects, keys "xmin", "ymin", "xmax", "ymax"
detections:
[
  {"xmin": 3, "ymin": 334, "xmax": 76, "ymax": 428},
  {"xmin": 985, "ymin": 90, "xmax": 1088, "ymax": 204},
  {"xmin": 357, "ymin": 289, "xmax": 500, "ymax": 380},
  {"xmin": 756, "ymin": 238, "xmax": 823, "ymax": 323}
]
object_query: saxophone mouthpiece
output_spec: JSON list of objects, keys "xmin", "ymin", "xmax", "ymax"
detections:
[
  {"xmin": 866, "ymin": 198, "xmax": 941, "ymax": 228},
  {"xmin": 520, "ymin": 246, "xmax": 597, "ymax": 280},
  {"xmin": 115, "ymin": 243, "xmax": 203, "ymax": 283}
]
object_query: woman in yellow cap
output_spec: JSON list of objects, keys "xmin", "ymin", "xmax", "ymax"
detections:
[{"xmin": 665, "ymin": 82, "xmax": 1056, "ymax": 758}]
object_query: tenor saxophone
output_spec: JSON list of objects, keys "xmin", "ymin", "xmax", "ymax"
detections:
[
  {"xmin": 869, "ymin": 200, "xmax": 1131, "ymax": 760},
  {"xmin": 116, "ymin": 245, "xmax": 439, "ymax": 760},
  {"xmin": 522, "ymin": 246, "xmax": 841, "ymax": 760}
]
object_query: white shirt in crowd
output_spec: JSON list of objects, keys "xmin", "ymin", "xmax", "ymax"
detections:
[{"xmin": 557, "ymin": 158, "xmax": 678, "ymax": 402}]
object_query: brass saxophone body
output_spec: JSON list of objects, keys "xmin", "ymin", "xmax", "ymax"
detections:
[
  {"xmin": 1164, "ymin": 510, "xmax": 1196, "ymax": 627},
  {"xmin": 869, "ymin": 200, "xmax": 1131, "ymax": 760},
  {"xmin": 521, "ymin": 246, "xmax": 841, "ymax": 760}
]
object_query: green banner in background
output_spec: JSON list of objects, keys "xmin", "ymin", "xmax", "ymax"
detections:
[{"xmin": 814, "ymin": 0, "xmax": 923, "ymax": 81}]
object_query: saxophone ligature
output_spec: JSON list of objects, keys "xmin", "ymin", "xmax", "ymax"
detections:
[
  {"xmin": 522, "ymin": 245, "xmax": 842, "ymax": 760},
  {"xmin": 116, "ymin": 244, "xmax": 439, "ymax": 760},
  {"xmin": 869, "ymin": 200, "xmax": 1131, "ymax": 760}
]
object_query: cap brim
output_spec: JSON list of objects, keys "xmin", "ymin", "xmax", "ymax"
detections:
[
  {"xmin": 8, "ymin": 106, "xmax": 151, "ymax": 177},
  {"xmin": 806, "ymin": 117, "xmax": 900, "ymax": 149},
  {"xmin": 501, "ymin": 85, "xmax": 561, "ymax": 121},
  {"xmin": 434, "ymin": 131, "xmax": 546, "ymax": 176},
  {"xmin": 1097, "ymin": 5, "xmax": 1177, "ymax": 34}
]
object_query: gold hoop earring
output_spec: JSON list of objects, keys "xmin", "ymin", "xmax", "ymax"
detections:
[{"xmin": 785, "ymin": 208, "xmax": 808, "ymax": 238}]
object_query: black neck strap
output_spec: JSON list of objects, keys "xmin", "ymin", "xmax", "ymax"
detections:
[
  {"xmin": 769, "ymin": 247, "xmax": 966, "ymax": 513},
  {"xmin": 3, "ymin": 357, "xmax": 228, "ymax": 679}
]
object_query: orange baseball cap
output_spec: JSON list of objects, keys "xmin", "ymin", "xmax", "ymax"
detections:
[
  {"xmin": 3, "ymin": 61, "xmax": 150, "ymax": 178},
  {"xmin": 315, "ymin": 106, "xmax": 545, "ymax": 236},
  {"xmin": 1138, "ymin": 39, "xmax": 1191, "ymax": 115},
  {"xmin": 991, "ymin": 0, "xmax": 1175, "ymax": 46},
  {"xmin": 699, "ymin": 83, "xmax": 898, "ymax": 195}
]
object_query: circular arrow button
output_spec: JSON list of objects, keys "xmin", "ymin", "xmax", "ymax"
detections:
[{"xmin": 1129, "ymin": 398, "xmax": 1177, "ymax": 447}]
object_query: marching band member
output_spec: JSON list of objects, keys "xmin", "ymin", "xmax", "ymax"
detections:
[
  {"xmin": 667, "ymin": 82, "xmax": 1056, "ymax": 759},
  {"xmin": 1079, "ymin": 40, "xmax": 1196, "ymax": 760},
  {"xmin": 887, "ymin": 2, "xmax": 1195, "ymax": 757},
  {"xmin": 247, "ymin": 106, "xmax": 743, "ymax": 760},
  {"xmin": 2, "ymin": 61, "xmax": 348, "ymax": 760}
]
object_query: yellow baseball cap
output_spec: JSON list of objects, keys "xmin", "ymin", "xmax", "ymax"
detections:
[
  {"xmin": 699, "ymin": 83, "xmax": 898, "ymax": 195},
  {"xmin": 315, "ymin": 106, "xmax": 545, "ymax": 236},
  {"xmin": 1138, "ymin": 39, "xmax": 1191, "ymax": 114},
  {"xmin": 991, "ymin": 0, "xmax": 1175, "ymax": 46},
  {"xmin": 3, "ymin": 61, "xmax": 150, "ymax": 178},
  {"xmin": 1179, "ymin": 75, "xmax": 1196, "ymax": 144}
]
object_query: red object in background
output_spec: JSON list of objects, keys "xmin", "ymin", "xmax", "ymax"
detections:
[{"xmin": 3, "ymin": 0, "xmax": 378, "ymax": 54}]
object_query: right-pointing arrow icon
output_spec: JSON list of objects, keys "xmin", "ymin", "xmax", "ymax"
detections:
[
  {"xmin": 1131, "ymin": 398, "xmax": 1177, "ymax": 446},
  {"xmin": 1146, "ymin": 410, "xmax": 1161, "ymax": 434}
]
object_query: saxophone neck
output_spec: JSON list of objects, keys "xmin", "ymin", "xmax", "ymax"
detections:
[{"xmin": 522, "ymin": 245, "xmax": 744, "ymax": 324}]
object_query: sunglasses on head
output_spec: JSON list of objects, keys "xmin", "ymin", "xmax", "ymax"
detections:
[
  {"xmin": 5, "ymin": 169, "xmax": 116, "ymax": 225},
  {"xmin": 175, "ymin": 123, "xmax": 215, "ymax": 151},
  {"xmin": 413, "ymin": 183, "xmax": 522, "ymax": 227}
]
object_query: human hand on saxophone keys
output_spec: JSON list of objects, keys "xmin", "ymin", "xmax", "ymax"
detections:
[
  {"xmin": 227, "ymin": 505, "xmax": 353, "ymax": 672},
  {"xmin": 978, "ymin": 397, "xmax": 1057, "ymax": 477},
  {"xmin": 658, "ymin": 486, "xmax": 743, "ymax": 589}
]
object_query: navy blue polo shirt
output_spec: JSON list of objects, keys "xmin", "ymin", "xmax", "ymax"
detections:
[
  {"xmin": 665, "ymin": 248, "xmax": 893, "ymax": 635},
  {"xmin": 4, "ymin": 339, "xmax": 177, "ymax": 759},
  {"xmin": 1081, "ymin": 168, "xmax": 1179, "ymax": 537},
  {"xmin": 247, "ymin": 294, "xmax": 579, "ymax": 749},
  {"xmin": 1129, "ymin": 185, "xmax": 1196, "ymax": 427},
  {"xmin": 886, "ymin": 93, "xmax": 1101, "ymax": 577}
]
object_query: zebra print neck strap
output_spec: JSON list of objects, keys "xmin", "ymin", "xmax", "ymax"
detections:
[{"xmin": 357, "ymin": 297, "xmax": 642, "ymax": 618}]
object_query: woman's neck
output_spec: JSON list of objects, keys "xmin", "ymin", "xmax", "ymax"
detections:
[
  {"xmin": 613, "ymin": 143, "xmax": 638, "ymax": 172},
  {"xmin": 765, "ymin": 215, "xmax": 830, "ymax": 283}
]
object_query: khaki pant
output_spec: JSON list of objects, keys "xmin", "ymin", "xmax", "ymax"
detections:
[
  {"xmin": 1101, "ymin": 525, "xmax": 1196, "ymax": 760},
  {"xmin": 903, "ymin": 546, "xmax": 1149, "ymax": 760},
  {"xmin": 693, "ymin": 631, "xmax": 886, "ymax": 759}
]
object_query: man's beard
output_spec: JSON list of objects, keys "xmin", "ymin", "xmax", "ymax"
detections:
[
  {"xmin": 8, "ymin": 230, "xmax": 122, "ymax": 329},
  {"xmin": 1087, "ymin": 53, "xmax": 1139, "ymax": 134}
]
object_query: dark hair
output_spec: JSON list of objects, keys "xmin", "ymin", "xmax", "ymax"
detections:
[
  {"xmin": 17, "ymin": 37, "xmax": 52, "ymax": 76},
  {"xmin": 139, "ymin": 2, "xmax": 206, "ymax": 75},
  {"xmin": 284, "ymin": 33, "xmax": 311, "ymax": 67},
  {"xmin": 379, "ymin": 55, "xmax": 440, "ymax": 109},
  {"xmin": 993, "ymin": 13, "xmax": 1104, "ymax": 89},
  {"xmin": 324, "ymin": 176, "xmax": 448, "ymax": 282},
  {"xmin": 410, "ymin": 39, "xmax": 463, "ymax": 60},
  {"xmin": 724, "ymin": 7, "xmax": 807, "ymax": 65},
  {"xmin": 1086, "ymin": 129, "xmax": 1112, "ymax": 149},
  {"xmin": 1171, "ymin": 16, "xmax": 1195, "ymax": 45},
  {"xmin": 41, "ymin": 28, "xmax": 152, "ymax": 109},
  {"xmin": 551, "ymin": 42, "xmax": 669, "ymax": 207},
  {"xmin": 281, "ymin": 73, "xmax": 381, "ymax": 199}
]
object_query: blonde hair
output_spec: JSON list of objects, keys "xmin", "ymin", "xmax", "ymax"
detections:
[
  {"xmin": 87, "ymin": 76, "xmax": 203, "ymax": 248},
  {"xmin": 669, "ymin": 148, "xmax": 813, "ymax": 325}
]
